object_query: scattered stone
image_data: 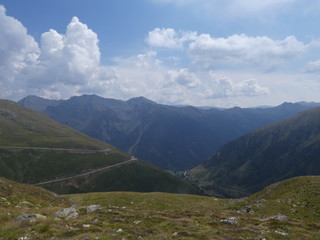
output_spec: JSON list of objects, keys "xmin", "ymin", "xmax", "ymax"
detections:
[
  {"xmin": 133, "ymin": 220, "xmax": 142, "ymax": 224},
  {"xmin": 18, "ymin": 237, "xmax": 28, "ymax": 240},
  {"xmin": 66, "ymin": 211, "xmax": 79, "ymax": 220},
  {"xmin": 220, "ymin": 217, "xmax": 238, "ymax": 225},
  {"xmin": 53, "ymin": 207, "xmax": 78, "ymax": 219},
  {"xmin": 260, "ymin": 214, "xmax": 288, "ymax": 221},
  {"xmin": 275, "ymin": 230, "xmax": 289, "ymax": 236},
  {"xmin": 116, "ymin": 228, "xmax": 123, "ymax": 233},
  {"xmin": 19, "ymin": 200, "xmax": 33, "ymax": 206},
  {"xmin": 239, "ymin": 206, "xmax": 254, "ymax": 213},
  {"xmin": 87, "ymin": 205, "xmax": 102, "ymax": 213},
  {"xmin": 92, "ymin": 218, "xmax": 99, "ymax": 223},
  {"xmin": 172, "ymin": 232, "xmax": 178, "ymax": 236},
  {"xmin": 82, "ymin": 224, "xmax": 91, "ymax": 228},
  {"xmin": 0, "ymin": 197, "xmax": 7, "ymax": 201},
  {"xmin": 15, "ymin": 213, "xmax": 47, "ymax": 222}
]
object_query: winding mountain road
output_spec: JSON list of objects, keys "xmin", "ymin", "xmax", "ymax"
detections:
[
  {"xmin": 34, "ymin": 156, "xmax": 138, "ymax": 186},
  {"xmin": 0, "ymin": 146, "xmax": 111, "ymax": 153}
]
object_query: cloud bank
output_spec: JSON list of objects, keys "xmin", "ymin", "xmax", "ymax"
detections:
[
  {"xmin": 1, "ymin": 4, "xmax": 318, "ymax": 107},
  {"xmin": 147, "ymin": 28, "xmax": 308, "ymax": 71}
]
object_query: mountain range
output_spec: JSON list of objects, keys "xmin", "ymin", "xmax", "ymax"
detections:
[
  {"xmin": 190, "ymin": 106, "xmax": 320, "ymax": 198},
  {"xmin": 0, "ymin": 99, "xmax": 200, "ymax": 195},
  {"xmin": 18, "ymin": 94, "xmax": 320, "ymax": 170}
]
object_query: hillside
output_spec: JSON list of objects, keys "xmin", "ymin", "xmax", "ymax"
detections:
[
  {"xmin": 190, "ymin": 106, "xmax": 320, "ymax": 198},
  {"xmin": 19, "ymin": 94, "xmax": 320, "ymax": 170},
  {"xmin": 0, "ymin": 99, "xmax": 200, "ymax": 195},
  {"xmin": 1, "ymin": 176, "xmax": 320, "ymax": 239}
]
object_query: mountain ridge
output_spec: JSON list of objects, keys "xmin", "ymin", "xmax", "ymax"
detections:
[
  {"xmin": 18, "ymin": 94, "xmax": 320, "ymax": 170},
  {"xmin": 0, "ymin": 99, "xmax": 201, "ymax": 195},
  {"xmin": 190, "ymin": 106, "xmax": 320, "ymax": 198}
]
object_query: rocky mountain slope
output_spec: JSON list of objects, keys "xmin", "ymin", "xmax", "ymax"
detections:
[
  {"xmin": 0, "ymin": 99, "xmax": 200, "ymax": 195},
  {"xmin": 1, "ymin": 176, "xmax": 320, "ymax": 239},
  {"xmin": 19, "ymin": 94, "xmax": 320, "ymax": 170},
  {"xmin": 190, "ymin": 106, "xmax": 320, "ymax": 198}
]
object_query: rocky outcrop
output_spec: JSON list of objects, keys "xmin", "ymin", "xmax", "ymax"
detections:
[
  {"xmin": 87, "ymin": 205, "xmax": 102, "ymax": 213},
  {"xmin": 53, "ymin": 207, "xmax": 79, "ymax": 219},
  {"xmin": 15, "ymin": 213, "xmax": 47, "ymax": 222}
]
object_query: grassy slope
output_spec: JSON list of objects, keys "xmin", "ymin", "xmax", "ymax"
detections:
[
  {"xmin": 1, "ymin": 176, "xmax": 320, "ymax": 239},
  {"xmin": 43, "ymin": 159, "xmax": 201, "ymax": 195},
  {"xmin": 190, "ymin": 106, "xmax": 320, "ymax": 198},
  {"xmin": 0, "ymin": 99, "xmax": 112, "ymax": 149},
  {"xmin": 0, "ymin": 99, "xmax": 199, "ymax": 195}
]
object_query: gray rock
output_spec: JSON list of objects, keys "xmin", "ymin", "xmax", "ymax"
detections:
[
  {"xmin": 53, "ymin": 207, "xmax": 78, "ymax": 219},
  {"xmin": 15, "ymin": 213, "xmax": 46, "ymax": 222},
  {"xmin": 239, "ymin": 206, "xmax": 254, "ymax": 213},
  {"xmin": 260, "ymin": 214, "xmax": 288, "ymax": 221},
  {"xmin": 87, "ymin": 204, "xmax": 102, "ymax": 213},
  {"xmin": 66, "ymin": 211, "xmax": 79, "ymax": 220},
  {"xmin": 275, "ymin": 230, "xmax": 289, "ymax": 236},
  {"xmin": 220, "ymin": 217, "xmax": 238, "ymax": 225}
]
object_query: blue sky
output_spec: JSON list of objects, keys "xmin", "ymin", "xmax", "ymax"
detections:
[{"xmin": 1, "ymin": 0, "xmax": 320, "ymax": 107}]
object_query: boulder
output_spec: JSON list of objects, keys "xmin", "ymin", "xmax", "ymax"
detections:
[
  {"xmin": 53, "ymin": 207, "xmax": 78, "ymax": 219},
  {"xmin": 15, "ymin": 213, "xmax": 46, "ymax": 222},
  {"xmin": 87, "ymin": 205, "xmax": 102, "ymax": 213},
  {"xmin": 220, "ymin": 217, "xmax": 238, "ymax": 225}
]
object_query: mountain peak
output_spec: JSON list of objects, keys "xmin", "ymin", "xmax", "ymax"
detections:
[
  {"xmin": 127, "ymin": 96, "xmax": 156, "ymax": 105},
  {"xmin": 18, "ymin": 95, "xmax": 62, "ymax": 112}
]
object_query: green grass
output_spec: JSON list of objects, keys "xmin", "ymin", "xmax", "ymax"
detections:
[
  {"xmin": 1, "ymin": 176, "xmax": 320, "ymax": 239},
  {"xmin": 0, "ymin": 99, "xmax": 116, "ymax": 150}
]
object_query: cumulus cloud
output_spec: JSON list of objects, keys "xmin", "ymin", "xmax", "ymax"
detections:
[
  {"xmin": 189, "ymin": 34, "xmax": 307, "ymax": 71},
  {"xmin": 147, "ymin": 28, "xmax": 308, "ymax": 71},
  {"xmin": 0, "ymin": 7, "xmax": 115, "ymax": 100},
  {"xmin": 0, "ymin": 5, "xmax": 278, "ymax": 107},
  {"xmin": 204, "ymin": 74, "xmax": 269, "ymax": 99},
  {"xmin": 0, "ymin": 5, "xmax": 39, "ymax": 97},
  {"xmin": 165, "ymin": 69, "xmax": 200, "ymax": 88},
  {"xmin": 36, "ymin": 16, "xmax": 101, "ymax": 86},
  {"xmin": 146, "ymin": 28, "xmax": 196, "ymax": 49}
]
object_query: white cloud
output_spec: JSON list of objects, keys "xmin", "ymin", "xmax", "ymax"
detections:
[
  {"xmin": 304, "ymin": 60, "xmax": 320, "ymax": 74},
  {"xmin": 0, "ymin": 4, "xmax": 318, "ymax": 108},
  {"xmin": 204, "ymin": 74, "xmax": 269, "ymax": 99},
  {"xmin": 146, "ymin": 28, "xmax": 196, "ymax": 49},
  {"xmin": 0, "ymin": 5, "xmax": 39, "ymax": 98},
  {"xmin": 189, "ymin": 34, "xmax": 307, "ymax": 71},
  {"xmin": 37, "ymin": 16, "xmax": 101, "ymax": 86},
  {"xmin": 0, "ymin": 8, "xmax": 114, "ymax": 100},
  {"xmin": 165, "ymin": 69, "xmax": 199, "ymax": 88},
  {"xmin": 147, "ymin": 28, "xmax": 308, "ymax": 71}
]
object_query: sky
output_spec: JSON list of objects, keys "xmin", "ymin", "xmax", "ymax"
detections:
[{"xmin": 1, "ymin": 0, "xmax": 320, "ymax": 107}]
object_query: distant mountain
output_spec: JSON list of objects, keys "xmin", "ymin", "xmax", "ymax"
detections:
[
  {"xmin": 18, "ymin": 95, "xmax": 62, "ymax": 112},
  {"xmin": 189, "ymin": 106, "xmax": 320, "ymax": 198},
  {"xmin": 19, "ymin": 94, "xmax": 320, "ymax": 170},
  {"xmin": 0, "ymin": 99, "xmax": 200, "ymax": 195}
]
